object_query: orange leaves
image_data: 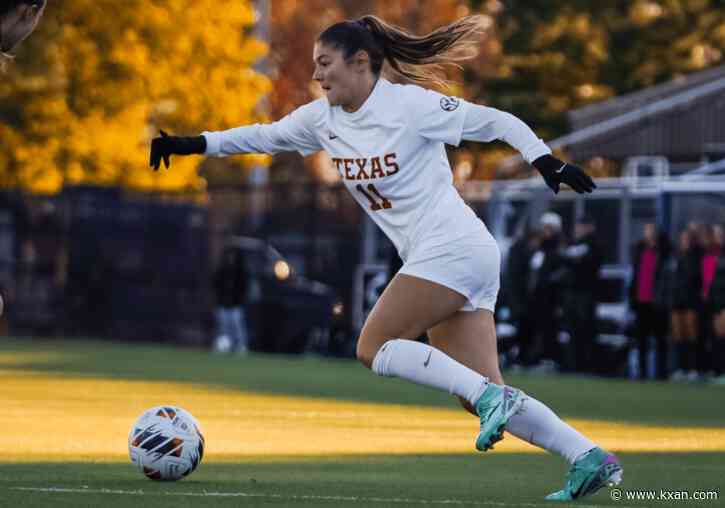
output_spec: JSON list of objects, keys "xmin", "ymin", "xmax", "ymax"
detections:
[{"xmin": 0, "ymin": 0, "xmax": 269, "ymax": 194}]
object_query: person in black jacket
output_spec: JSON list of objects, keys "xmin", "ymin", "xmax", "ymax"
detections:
[
  {"xmin": 212, "ymin": 247, "xmax": 250, "ymax": 353},
  {"xmin": 503, "ymin": 227, "xmax": 541, "ymax": 366},
  {"xmin": 629, "ymin": 223, "xmax": 671, "ymax": 380},
  {"xmin": 706, "ymin": 230, "xmax": 725, "ymax": 383},
  {"xmin": 527, "ymin": 212, "xmax": 567, "ymax": 370},
  {"xmin": 668, "ymin": 230, "xmax": 702, "ymax": 381},
  {"xmin": 698, "ymin": 224, "xmax": 724, "ymax": 377},
  {"xmin": 561, "ymin": 215, "xmax": 603, "ymax": 374}
]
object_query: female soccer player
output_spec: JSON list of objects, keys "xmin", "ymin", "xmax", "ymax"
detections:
[
  {"xmin": 150, "ymin": 15, "xmax": 623, "ymax": 501},
  {"xmin": 0, "ymin": 0, "xmax": 46, "ymax": 69}
]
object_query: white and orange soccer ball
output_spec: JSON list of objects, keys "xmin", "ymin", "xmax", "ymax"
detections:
[{"xmin": 128, "ymin": 406, "xmax": 205, "ymax": 481}]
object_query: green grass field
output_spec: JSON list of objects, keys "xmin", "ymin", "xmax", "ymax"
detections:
[{"xmin": 0, "ymin": 337, "xmax": 723, "ymax": 507}]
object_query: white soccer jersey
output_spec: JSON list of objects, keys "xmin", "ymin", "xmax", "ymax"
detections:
[{"xmin": 203, "ymin": 78, "xmax": 550, "ymax": 261}]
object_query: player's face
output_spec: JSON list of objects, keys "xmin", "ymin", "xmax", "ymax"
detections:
[
  {"xmin": 312, "ymin": 42, "xmax": 366, "ymax": 109},
  {"xmin": 0, "ymin": 1, "xmax": 46, "ymax": 53}
]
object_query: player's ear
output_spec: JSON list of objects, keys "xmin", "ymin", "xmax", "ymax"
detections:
[{"xmin": 353, "ymin": 50, "xmax": 370, "ymax": 73}]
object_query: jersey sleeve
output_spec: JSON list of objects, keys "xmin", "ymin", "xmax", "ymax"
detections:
[
  {"xmin": 406, "ymin": 85, "xmax": 471, "ymax": 146},
  {"xmin": 202, "ymin": 101, "xmax": 324, "ymax": 157},
  {"xmin": 461, "ymin": 104, "xmax": 551, "ymax": 163}
]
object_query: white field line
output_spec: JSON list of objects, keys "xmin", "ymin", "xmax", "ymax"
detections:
[{"xmin": 8, "ymin": 486, "xmax": 627, "ymax": 508}]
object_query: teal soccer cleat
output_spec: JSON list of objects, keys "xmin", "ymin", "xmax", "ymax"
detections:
[
  {"xmin": 545, "ymin": 447, "xmax": 623, "ymax": 501},
  {"xmin": 474, "ymin": 384, "xmax": 524, "ymax": 451}
]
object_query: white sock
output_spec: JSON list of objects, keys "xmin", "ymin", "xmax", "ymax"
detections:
[
  {"xmin": 505, "ymin": 394, "xmax": 597, "ymax": 464},
  {"xmin": 371, "ymin": 339, "xmax": 489, "ymax": 407}
]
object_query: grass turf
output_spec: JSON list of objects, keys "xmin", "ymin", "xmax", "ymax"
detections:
[{"xmin": 0, "ymin": 337, "xmax": 723, "ymax": 507}]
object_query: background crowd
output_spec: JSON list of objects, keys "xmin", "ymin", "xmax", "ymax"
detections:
[{"xmin": 502, "ymin": 214, "xmax": 725, "ymax": 384}]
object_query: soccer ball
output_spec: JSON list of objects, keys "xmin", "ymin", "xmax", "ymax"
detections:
[{"xmin": 128, "ymin": 405, "xmax": 205, "ymax": 481}]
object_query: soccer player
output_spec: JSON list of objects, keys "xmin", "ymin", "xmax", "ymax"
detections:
[
  {"xmin": 0, "ymin": 0, "xmax": 46, "ymax": 70},
  {"xmin": 150, "ymin": 15, "xmax": 623, "ymax": 500}
]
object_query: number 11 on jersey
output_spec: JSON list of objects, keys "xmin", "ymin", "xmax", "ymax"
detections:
[{"xmin": 356, "ymin": 183, "xmax": 392, "ymax": 211}]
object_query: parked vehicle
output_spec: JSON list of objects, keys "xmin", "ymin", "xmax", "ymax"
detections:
[{"xmin": 224, "ymin": 236, "xmax": 349, "ymax": 355}]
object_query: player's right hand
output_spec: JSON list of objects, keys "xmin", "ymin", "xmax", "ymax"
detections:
[
  {"xmin": 150, "ymin": 130, "xmax": 172, "ymax": 171},
  {"xmin": 149, "ymin": 131, "xmax": 207, "ymax": 171}
]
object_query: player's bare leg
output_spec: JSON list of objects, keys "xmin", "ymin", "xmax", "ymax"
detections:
[
  {"xmin": 358, "ymin": 274, "xmax": 523, "ymax": 452},
  {"xmin": 356, "ymin": 273, "xmax": 466, "ymax": 367},
  {"xmin": 428, "ymin": 309, "xmax": 503, "ymax": 415},
  {"xmin": 430, "ymin": 309, "xmax": 622, "ymax": 500}
]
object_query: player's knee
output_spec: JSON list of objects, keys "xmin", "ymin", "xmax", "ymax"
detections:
[
  {"xmin": 355, "ymin": 338, "xmax": 376, "ymax": 369},
  {"xmin": 356, "ymin": 335, "xmax": 391, "ymax": 370}
]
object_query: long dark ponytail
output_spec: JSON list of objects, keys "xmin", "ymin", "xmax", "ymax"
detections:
[{"xmin": 318, "ymin": 14, "xmax": 487, "ymax": 89}]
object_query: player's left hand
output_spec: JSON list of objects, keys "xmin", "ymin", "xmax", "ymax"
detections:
[{"xmin": 532, "ymin": 154, "xmax": 596, "ymax": 194}]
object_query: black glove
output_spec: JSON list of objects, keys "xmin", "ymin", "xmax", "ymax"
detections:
[
  {"xmin": 149, "ymin": 130, "xmax": 207, "ymax": 171},
  {"xmin": 532, "ymin": 154, "xmax": 596, "ymax": 194}
]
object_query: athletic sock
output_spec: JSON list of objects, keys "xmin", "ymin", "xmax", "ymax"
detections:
[
  {"xmin": 371, "ymin": 339, "xmax": 597, "ymax": 464},
  {"xmin": 372, "ymin": 339, "xmax": 489, "ymax": 407},
  {"xmin": 505, "ymin": 393, "xmax": 597, "ymax": 464}
]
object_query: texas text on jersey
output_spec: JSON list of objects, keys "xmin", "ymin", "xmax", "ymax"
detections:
[{"xmin": 202, "ymin": 78, "xmax": 550, "ymax": 260}]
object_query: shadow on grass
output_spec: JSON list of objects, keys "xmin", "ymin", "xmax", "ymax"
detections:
[
  {"xmin": 1, "ymin": 337, "xmax": 724, "ymax": 428},
  {"xmin": 0, "ymin": 453, "xmax": 723, "ymax": 508}
]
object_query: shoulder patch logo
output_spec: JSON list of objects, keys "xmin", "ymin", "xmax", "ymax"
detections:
[{"xmin": 440, "ymin": 96, "xmax": 460, "ymax": 112}]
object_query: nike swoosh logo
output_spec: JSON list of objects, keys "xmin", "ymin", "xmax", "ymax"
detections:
[
  {"xmin": 423, "ymin": 350, "xmax": 432, "ymax": 367},
  {"xmin": 329, "ymin": 134, "xmax": 338, "ymax": 140}
]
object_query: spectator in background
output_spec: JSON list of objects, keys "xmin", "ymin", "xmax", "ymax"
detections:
[
  {"xmin": 705, "ymin": 236, "xmax": 725, "ymax": 385},
  {"xmin": 699, "ymin": 224, "xmax": 724, "ymax": 378},
  {"xmin": 668, "ymin": 230, "xmax": 701, "ymax": 382},
  {"xmin": 687, "ymin": 221, "xmax": 706, "ymax": 251},
  {"xmin": 528, "ymin": 212, "xmax": 567, "ymax": 372},
  {"xmin": 212, "ymin": 247, "xmax": 250, "ymax": 354},
  {"xmin": 388, "ymin": 244, "xmax": 404, "ymax": 285},
  {"xmin": 561, "ymin": 215, "xmax": 603, "ymax": 374},
  {"xmin": 630, "ymin": 223, "xmax": 670, "ymax": 380},
  {"xmin": 503, "ymin": 226, "xmax": 541, "ymax": 367}
]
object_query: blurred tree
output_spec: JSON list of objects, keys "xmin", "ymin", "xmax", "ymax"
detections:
[
  {"xmin": 466, "ymin": 0, "xmax": 725, "ymax": 178},
  {"xmin": 0, "ymin": 0, "xmax": 270, "ymax": 194}
]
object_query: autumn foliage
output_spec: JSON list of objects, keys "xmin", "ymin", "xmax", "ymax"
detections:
[
  {"xmin": 2, "ymin": 1, "xmax": 724, "ymax": 191},
  {"xmin": 0, "ymin": 0, "xmax": 270, "ymax": 194}
]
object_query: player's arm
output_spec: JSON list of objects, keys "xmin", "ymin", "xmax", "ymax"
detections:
[
  {"xmin": 149, "ymin": 103, "xmax": 322, "ymax": 170},
  {"xmin": 461, "ymin": 105, "xmax": 595, "ymax": 194}
]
